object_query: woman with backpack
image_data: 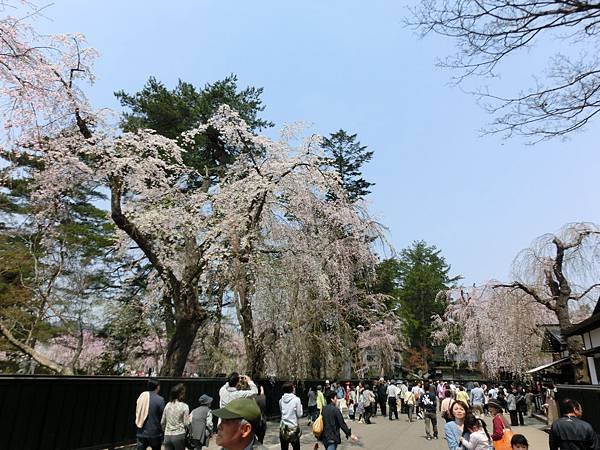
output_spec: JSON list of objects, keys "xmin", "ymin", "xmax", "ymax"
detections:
[{"xmin": 279, "ymin": 382, "xmax": 303, "ymax": 450}]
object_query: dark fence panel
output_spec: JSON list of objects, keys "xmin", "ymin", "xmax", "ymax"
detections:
[
  {"xmin": 1, "ymin": 375, "xmax": 492, "ymax": 450},
  {"xmin": 556, "ymin": 384, "xmax": 600, "ymax": 434},
  {"xmin": 0, "ymin": 376, "xmax": 231, "ymax": 450}
]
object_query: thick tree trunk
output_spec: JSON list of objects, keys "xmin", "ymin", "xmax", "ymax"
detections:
[
  {"xmin": 209, "ymin": 286, "xmax": 226, "ymax": 375},
  {"xmin": 555, "ymin": 299, "xmax": 590, "ymax": 384},
  {"xmin": 235, "ymin": 272, "xmax": 266, "ymax": 378},
  {"xmin": 161, "ymin": 313, "xmax": 203, "ymax": 376},
  {"xmin": 160, "ymin": 284, "xmax": 207, "ymax": 377},
  {"xmin": 161, "ymin": 292, "xmax": 177, "ymax": 338}
]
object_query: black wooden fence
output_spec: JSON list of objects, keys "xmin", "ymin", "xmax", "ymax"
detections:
[
  {"xmin": 0, "ymin": 375, "xmax": 292, "ymax": 450},
  {"xmin": 555, "ymin": 384, "xmax": 600, "ymax": 434},
  {"xmin": 1, "ymin": 375, "xmax": 499, "ymax": 450}
]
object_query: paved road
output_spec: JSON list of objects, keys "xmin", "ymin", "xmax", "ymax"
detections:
[{"xmin": 207, "ymin": 413, "xmax": 550, "ymax": 450}]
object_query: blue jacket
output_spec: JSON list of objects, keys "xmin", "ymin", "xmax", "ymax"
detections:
[
  {"xmin": 444, "ymin": 421, "xmax": 470, "ymax": 450},
  {"xmin": 137, "ymin": 392, "xmax": 165, "ymax": 438}
]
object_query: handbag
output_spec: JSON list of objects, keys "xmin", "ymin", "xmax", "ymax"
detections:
[
  {"xmin": 493, "ymin": 428, "xmax": 514, "ymax": 450},
  {"xmin": 312, "ymin": 414, "xmax": 324, "ymax": 438}
]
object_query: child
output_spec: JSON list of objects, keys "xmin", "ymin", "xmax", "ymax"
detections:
[
  {"xmin": 460, "ymin": 414, "xmax": 492, "ymax": 450},
  {"xmin": 511, "ymin": 434, "xmax": 529, "ymax": 450},
  {"xmin": 404, "ymin": 388, "xmax": 416, "ymax": 422},
  {"xmin": 356, "ymin": 393, "xmax": 365, "ymax": 423},
  {"xmin": 348, "ymin": 399, "xmax": 355, "ymax": 421}
]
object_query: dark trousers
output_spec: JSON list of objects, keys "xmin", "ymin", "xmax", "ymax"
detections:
[
  {"xmin": 136, "ymin": 436, "xmax": 161, "ymax": 450},
  {"xmin": 163, "ymin": 433, "xmax": 185, "ymax": 450},
  {"xmin": 308, "ymin": 405, "xmax": 318, "ymax": 421},
  {"xmin": 509, "ymin": 410, "xmax": 518, "ymax": 426},
  {"xmin": 424, "ymin": 411, "xmax": 438, "ymax": 437},
  {"xmin": 388, "ymin": 398, "xmax": 398, "ymax": 420},
  {"xmin": 379, "ymin": 399, "xmax": 387, "ymax": 416},
  {"xmin": 517, "ymin": 410, "xmax": 525, "ymax": 426},
  {"xmin": 280, "ymin": 436, "xmax": 300, "ymax": 450},
  {"xmin": 364, "ymin": 405, "xmax": 373, "ymax": 423}
]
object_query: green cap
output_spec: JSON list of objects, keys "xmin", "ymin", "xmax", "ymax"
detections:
[{"xmin": 212, "ymin": 398, "xmax": 261, "ymax": 423}]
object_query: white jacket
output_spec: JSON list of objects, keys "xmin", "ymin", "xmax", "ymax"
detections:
[
  {"xmin": 279, "ymin": 393, "xmax": 303, "ymax": 427},
  {"xmin": 218, "ymin": 381, "xmax": 258, "ymax": 407}
]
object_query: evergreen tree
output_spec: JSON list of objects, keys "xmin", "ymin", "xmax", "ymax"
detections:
[
  {"xmin": 322, "ymin": 129, "xmax": 374, "ymax": 202},
  {"xmin": 374, "ymin": 241, "xmax": 460, "ymax": 352},
  {"xmin": 393, "ymin": 241, "xmax": 459, "ymax": 348},
  {"xmin": 0, "ymin": 147, "xmax": 116, "ymax": 373},
  {"xmin": 115, "ymin": 74, "xmax": 272, "ymax": 186}
]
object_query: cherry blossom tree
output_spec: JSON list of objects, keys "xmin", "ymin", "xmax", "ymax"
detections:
[
  {"xmin": 495, "ymin": 222, "xmax": 600, "ymax": 382},
  {"xmin": 435, "ymin": 223, "xmax": 600, "ymax": 381},
  {"xmin": 40, "ymin": 330, "xmax": 106, "ymax": 374},
  {"xmin": 433, "ymin": 284, "xmax": 554, "ymax": 378},
  {"xmin": 0, "ymin": 7, "xmax": 215, "ymax": 375},
  {"xmin": 183, "ymin": 115, "xmax": 386, "ymax": 377},
  {"xmin": 0, "ymin": 4, "xmax": 388, "ymax": 378}
]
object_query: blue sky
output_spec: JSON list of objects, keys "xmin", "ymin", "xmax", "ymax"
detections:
[{"xmin": 33, "ymin": 0, "xmax": 599, "ymax": 284}]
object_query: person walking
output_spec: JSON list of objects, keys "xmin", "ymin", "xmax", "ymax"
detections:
[
  {"xmin": 279, "ymin": 382, "xmax": 303, "ymax": 450},
  {"xmin": 441, "ymin": 390, "xmax": 453, "ymax": 423},
  {"xmin": 161, "ymin": 383, "xmax": 189, "ymax": 450},
  {"xmin": 335, "ymin": 382, "xmax": 347, "ymax": 415},
  {"xmin": 488, "ymin": 399, "xmax": 510, "ymax": 445},
  {"xmin": 307, "ymin": 387, "xmax": 318, "ymax": 425},
  {"xmin": 549, "ymin": 398, "xmax": 600, "ymax": 450},
  {"xmin": 377, "ymin": 379, "xmax": 388, "ymax": 417},
  {"xmin": 404, "ymin": 385, "xmax": 416, "ymax": 422},
  {"xmin": 516, "ymin": 387, "xmax": 526, "ymax": 426},
  {"xmin": 524, "ymin": 388, "xmax": 535, "ymax": 418},
  {"xmin": 399, "ymin": 380, "xmax": 408, "ymax": 414},
  {"xmin": 387, "ymin": 380, "xmax": 399, "ymax": 420},
  {"xmin": 316, "ymin": 385, "xmax": 326, "ymax": 415},
  {"xmin": 362, "ymin": 384, "xmax": 375, "ymax": 424},
  {"xmin": 456, "ymin": 386, "xmax": 470, "ymax": 405},
  {"xmin": 437, "ymin": 381, "xmax": 446, "ymax": 412},
  {"xmin": 444, "ymin": 400, "xmax": 470, "ymax": 450},
  {"xmin": 188, "ymin": 394, "xmax": 213, "ymax": 450},
  {"xmin": 319, "ymin": 390, "xmax": 359, "ymax": 450},
  {"xmin": 413, "ymin": 382, "xmax": 425, "ymax": 419},
  {"xmin": 254, "ymin": 385, "xmax": 267, "ymax": 444},
  {"xmin": 507, "ymin": 387, "xmax": 518, "ymax": 427},
  {"xmin": 135, "ymin": 379, "xmax": 165, "ymax": 450},
  {"xmin": 469, "ymin": 382, "xmax": 485, "ymax": 417},
  {"xmin": 420, "ymin": 384, "xmax": 439, "ymax": 440}
]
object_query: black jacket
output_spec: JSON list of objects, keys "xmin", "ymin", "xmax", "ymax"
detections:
[
  {"xmin": 419, "ymin": 391, "xmax": 437, "ymax": 413},
  {"xmin": 320, "ymin": 403, "xmax": 351, "ymax": 445},
  {"xmin": 549, "ymin": 416, "xmax": 600, "ymax": 450}
]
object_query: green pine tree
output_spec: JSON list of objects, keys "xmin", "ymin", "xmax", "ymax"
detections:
[
  {"xmin": 322, "ymin": 129, "xmax": 374, "ymax": 202},
  {"xmin": 115, "ymin": 74, "xmax": 272, "ymax": 186},
  {"xmin": 395, "ymin": 241, "xmax": 460, "ymax": 348}
]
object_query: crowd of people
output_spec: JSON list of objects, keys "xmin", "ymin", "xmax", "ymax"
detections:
[{"xmin": 133, "ymin": 376, "xmax": 600, "ymax": 450}]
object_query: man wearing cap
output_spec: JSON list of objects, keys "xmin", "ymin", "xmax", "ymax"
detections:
[{"xmin": 212, "ymin": 398, "xmax": 268, "ymax": 450}]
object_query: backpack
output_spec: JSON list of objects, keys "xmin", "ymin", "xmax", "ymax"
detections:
[{"xmin": 336, "ymin": 387, "xmax": 345, "ymax": 399}]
